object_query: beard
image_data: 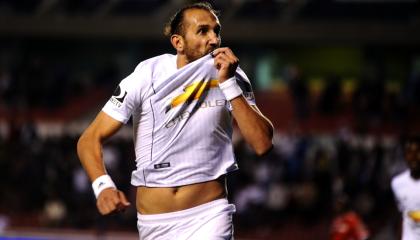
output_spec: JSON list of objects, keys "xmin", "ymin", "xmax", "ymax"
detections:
[{"xmin": 183, "ymin": 41, "xmax": 219, "ymax": 63}]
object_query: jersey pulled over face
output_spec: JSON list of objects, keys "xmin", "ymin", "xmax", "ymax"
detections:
[{"xmin": 102, "ymin": 53, "xmax": 255, "ymax": 187}]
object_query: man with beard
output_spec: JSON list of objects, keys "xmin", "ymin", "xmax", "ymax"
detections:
[
  {"xmin": 77, "ymin": 2, "xmax": 273, "ymax": 239},
  {"xmin": 392, "ymin": 136, "xmax": 420, "ymax": 240}
]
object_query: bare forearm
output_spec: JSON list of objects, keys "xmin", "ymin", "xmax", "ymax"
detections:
[
  {"xmin": 231, "ymin": 96, "xmax": 273, "ymax": 155},
  {"xmin": 77, "ymin": 134, "xmax": 107, "ymax": 182},
  {"xmin": 76, "ymin": 111, "xmax": 129, "ymax": 215},
  {"xmin": 212, "ymin": 48, "xmax": 273, "ymax": 154},
  {"xmin": 77, "ymin": 111, "xmax": 123, "ymax": 182}
]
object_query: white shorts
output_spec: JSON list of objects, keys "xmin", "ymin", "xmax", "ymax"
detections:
[{"xmin": 137, "ymin": 198, "xmax": 236, "ymax": 240}]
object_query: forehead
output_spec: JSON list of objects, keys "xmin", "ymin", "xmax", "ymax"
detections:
[{"xmin": 183, "ymin": 8, "xmax": 220, "ymax": 29}]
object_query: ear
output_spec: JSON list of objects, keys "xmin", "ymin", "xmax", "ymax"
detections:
[{"xmin": 170, "ymin": 34, "xmax": 184, "ymax": 53}]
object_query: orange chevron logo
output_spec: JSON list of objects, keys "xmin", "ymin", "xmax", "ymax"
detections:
[{"xmin": 166, "ymin": 80, "xmax": 219, "ymax": 112}]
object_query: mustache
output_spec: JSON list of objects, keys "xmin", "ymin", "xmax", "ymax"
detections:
[
  {"xmin": 207, "ymin": 44, "xmax": 220, "ymax": 53},
  {"xmin": 207, "ymin": 47, "xmax": 216, "ymax": 53}
]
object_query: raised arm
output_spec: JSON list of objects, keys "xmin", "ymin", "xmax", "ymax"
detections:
[
  {"xmin": 77, "ymin": 111, "xmax": 130, "ymax": 215},
  {"xmin": 213, "ymin": 47, "xmax": 274, "ymax": 156},
  {"xmin": 230, "ymin": 99, "xmax": 273, "ymax": 155}
]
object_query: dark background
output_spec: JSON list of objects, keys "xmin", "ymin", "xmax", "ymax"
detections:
[{"xmin": 0, "ymin": 0, "xmax": 420, "ymax": 239}]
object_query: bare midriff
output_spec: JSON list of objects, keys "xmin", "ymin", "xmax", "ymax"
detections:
[{"xmin": 136, "ymin": 176, "xmax": 227, "ymax": 214}]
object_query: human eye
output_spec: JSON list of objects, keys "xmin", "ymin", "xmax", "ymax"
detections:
[{"xmin": 197, "ymin": 26, "xmax": 208, "ymax": 35}]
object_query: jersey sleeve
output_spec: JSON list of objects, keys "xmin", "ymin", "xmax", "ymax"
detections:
[
  {"xmin": 225, "ymin": 67, "xmax": 256, "ymax": 111},
  {"xmin": 102, "ymin": 63, "xmax": 146, "ymax": 124},
  {"xmin": 235, "ymin": 67, "xmax": 256, "ymax": 106}
]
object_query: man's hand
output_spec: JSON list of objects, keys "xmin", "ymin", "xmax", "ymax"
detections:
[
  {"xmin": 96, "ymin": 188, "xmax": 131, "ymax": 215},
  {"xmin": 212, "ymin": 47, "xmax": 239, "ymax": 83}
]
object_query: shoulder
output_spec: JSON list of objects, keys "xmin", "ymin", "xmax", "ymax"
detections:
[
  {"xmin": 235, "ymin": 66, "xmax": 250, "ymax": 82},
  {"xmin": 119, "ymin": 54, "xmax": 175, "ymax": 88},
  {"xmin": 235, "ymin": 66, "xmax": 252, "ymax": 90},
  {"xmin": 391, "ymin": 170, "xmax": 410, "ymax": 191},
  {"xmin": 134, "ymin": 54, "xmax": 175, "ymax": 72}
]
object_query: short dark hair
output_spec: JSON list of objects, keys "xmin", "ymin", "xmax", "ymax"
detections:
[{"xmin": 163, "ymin": 2, "xmax": 219, "ymax": 38}]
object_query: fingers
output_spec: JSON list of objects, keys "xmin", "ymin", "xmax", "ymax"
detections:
[
  {"xmin": 212, "ymin": 47, "xmax": 238, "ymax": 64},
  {"xmin": 214, "ymin": 55, "xmax": 237, "ymax": 71},
  {"xmin": 96, "ymin": 188, "xmax": 131, "ymax": 215},
  {"xmin": 212, "ymin": 47, "xmax": 234, "ymax": 57},
  {"xmin": 212, "ymin": 47, "xmax": 239, "ymax": 81},
  {"xmin": 118, "ymin": 190, "xmax": 131, "ymax": 206}
]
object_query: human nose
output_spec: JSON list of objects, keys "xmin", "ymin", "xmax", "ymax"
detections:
[{"xmin": 208, "ymin": 31, "xmax": 220, "ymax": 46}]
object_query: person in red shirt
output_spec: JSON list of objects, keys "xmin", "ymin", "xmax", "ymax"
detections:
[{"xmin": 330, "ymin": 194, "xmax": 370, "ymax": 240}]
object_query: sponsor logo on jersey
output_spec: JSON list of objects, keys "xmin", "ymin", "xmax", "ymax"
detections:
[
  {"xmin": 165, "ymin": 80, "xmax": 219, "ymax": 112},
  {"xmin": 199, "ymin": 99, "xmax": 227, "ymax": 108},
  {"xmin": 154, "ymin": 162, "xmax": 171, "ymax": 169},
  {"xmin": 164, "ymin": 99, "xmax": 227, "ymax": 128},
  {"xmin": 408, "ymin": 210, "xmax": 420, "ymax": 222},
  {"xmin": 165, "ymin": 111, "xmax": 191, "ymax": 128},
  {"xmin": 110, "ymin": 85, "xmax": 127, "ymax": 107}
]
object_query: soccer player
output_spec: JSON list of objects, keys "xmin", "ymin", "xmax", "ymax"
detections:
[
  {"xmin": 76, "ymin": 2, "xmax": 273, "ymax": 239},
  {"xmin": 391, "ymin": 135, "xmax": 420, "ymax": 240}
]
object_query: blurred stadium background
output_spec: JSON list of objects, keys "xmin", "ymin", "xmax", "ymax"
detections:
[{"xmin": 0, "ymin": 0, "xmax": 420, "ymax": 239}]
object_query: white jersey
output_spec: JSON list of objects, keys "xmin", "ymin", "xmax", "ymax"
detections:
[
  {"xmin": 391, "ymin": 170, "xmax": 420, "ymax": 240},
  {"xmin": 102, "ymin": 53, "xmax": 255, "ymax": 187}
]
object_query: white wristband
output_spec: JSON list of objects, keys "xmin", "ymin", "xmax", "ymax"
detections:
[
  {"xmin": 92, "ymin": 175, "xmax": 116, "ymax": 199},
  {"xmin": 219, "ymin": 77, "xmax": 243, "ymax": 101}
]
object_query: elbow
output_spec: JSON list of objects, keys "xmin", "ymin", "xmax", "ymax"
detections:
[
  {"xmin": 253, "ymin": 126, "xmax": 274, "ymax": 156},
  {"xmin": 253, "ymin": 130, "xmax": 274, "ymax": 156},
  {"xmin": 76, "ymin": 134, "xmax": 86, "ymax": 157},
  {"xmin": 254, "ymin": 141, "xmax": 273, "ymax": 156},
  {"xmin": 77, "ymin": 132, "xmax": 92, "ymax": 157}
]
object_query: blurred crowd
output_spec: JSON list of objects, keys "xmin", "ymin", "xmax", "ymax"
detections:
[
  {"xmin": 0, "ymin": 41, "xmax": 420, "ymax": 239},
  {"xmin": 2, "ymin": 43, "xmax": 420, "ymax": 130},
  {"xmin": 231, "ymin": 128, "xmax": 403, "ymax": 238},
  {"xmin": 0, "ymin": 117, "xmax": 408, "ymax": 238},
  {"xmin": 0, "ymin": 130, "xmax": 136, "ymax": 231},
  {"xmin": 0, "ymin": 0, "xmax": 419, "ymax": 238},
  {"xmin": 286, "ymin": 62, "xmax": 420, "ymax": 131},
  {"xmin": 0, "ymin": 49, "xmax": 120, "ymax": 112}
]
